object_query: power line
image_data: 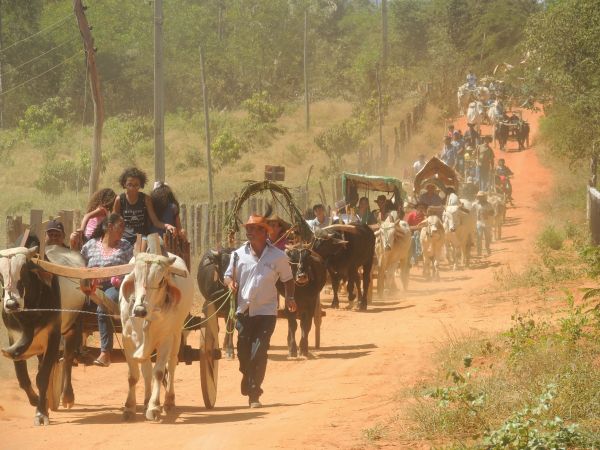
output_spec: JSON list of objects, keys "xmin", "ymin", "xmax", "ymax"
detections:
[
  {"xmin": 0, "ymin": 50, "xmax": 83, "ymax": 97},
  {"xmin": 1, "ymin": 34, "xmax": 79, "ymax": 77},
  {"xmin": 0, "ymin": 14, "xmax": 72, "ymax": 55}
]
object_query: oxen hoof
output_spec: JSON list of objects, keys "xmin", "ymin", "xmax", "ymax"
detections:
[
  {"xmin": 358, "ymin": 302, "xmax": 367, "ymax": 311},
  {"xmin": 226, "ymin": 351, "xmax": 235, "ymax": 361},
  {"xmin": 123, "ymin": 409, "xmax": 136, "ymax": 422},
  {"xmin": 34, "ymin": 412, "xmax": 50, "ymax": 426},
  {"xmin": 146, "ymin": 407, "xmax": 162, "ymax": 422},
  {"xmin": 164, "ymin": 395, "xmax": 175, "ymax": 412},
  {"xmin": 299, "ymin": 344, "xmax": 308, "ymax": 357},
  {"xmin": 288, "ymin": 347, "xmax": 298, "ymax": 358},
  {"xmin": 331, "ymin": 300, "xmax": 339, "ymax": 309},
  {"xmin": 61, "ymin": 391, "xmax": 75, "ymax": 409}
]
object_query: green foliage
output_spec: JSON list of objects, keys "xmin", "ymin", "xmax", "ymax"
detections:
[
  {"xmin": 362, "ymin": 423, "xmax": 386, "ymax": 442},
  {"xmin": 34, "ymin": 148, "xmax": 106, "ymax": 196},
  {"xmin": 212, "ymin": 130, "xmax": 247, "ymax": 169},
  {"xmin": 105, "ymin": 115, "xmax": 153, "ymax": 163},
  {"xmin": 483, "ymin": 384, "xmax": 586, "ymax": 449},
  {"xmin": 17, "ymin": 97, "xmax": 72, "ymax": 147},
  {"xmin": 0, "ymin": 129, "xmax": 19, "ymax": 165},
  {"xmin": 18, "ymin": 97, "xmax": 72, "ymax": 134},
  {"xmin": 579, "ymin": 245, "xmax": 600, "ymax": 278},
  {"xmin": 314, "ymin": 96, "xmax": 384, "ymax": 168},
  {"xmin": 524, "ymin": 0, "xmax": 600, "ymax": 162},
  {"xmin": 243, "ymin": 92, "xmax": 283, "ymax": 124},
  {"xmin": 536, "ymin": 225, "xmax": 563, "ymax": 251},
  {"xmin": 184, "ymin": 148, "xmax": 205, "ymax": 168}
]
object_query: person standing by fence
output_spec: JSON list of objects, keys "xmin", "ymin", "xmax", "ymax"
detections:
[{"xmin": 224, "ymin": 213, "xmax": 296, "ymax": 408}]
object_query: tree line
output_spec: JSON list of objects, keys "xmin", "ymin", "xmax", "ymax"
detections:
[{"xmin": 0, "ymin": 0, "xmax": 541, "ymax": 127}]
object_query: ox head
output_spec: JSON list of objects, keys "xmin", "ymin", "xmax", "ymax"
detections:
[
  {"xmin": 0, "ymin": 247, "xmax": 51, "ymax": 314},
  {"xmin": 121, "ymin": 253, "xmax": 185, "ymax": 321},
  {"xmin": 425, "ymin": 215, "xmax": 444, "ymax": 241},
  {"xmin": 285, "ymin": 246, "xmax": 312, "ymax": 286},
  {"xmin": 375, "ymin": 217, "xmax": 397, "ymax": 252},
  {"xmin": 311, "ymin": 227, "xmax": 348, "ymax": 259}
]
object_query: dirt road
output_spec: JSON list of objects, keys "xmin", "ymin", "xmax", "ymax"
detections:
[{"xmin": 0, "ymin": 109, "xmax": 549, "ymax": 449}]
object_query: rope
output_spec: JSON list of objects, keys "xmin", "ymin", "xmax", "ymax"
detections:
[
  {"xmin": 0, "ymin": 50, "xmax": 83, "ymax": 97},
  {"xmin": 0, "ymin": 15, "xmax": 72, "ymax": 55}
]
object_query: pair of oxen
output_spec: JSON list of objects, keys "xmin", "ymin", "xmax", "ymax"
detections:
[{"xmin": 0, "ymin": 239, "xmax": 191, "ymax": 425}]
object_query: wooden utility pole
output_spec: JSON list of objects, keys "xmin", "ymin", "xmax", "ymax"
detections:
[
  {"xmin": 376, "ymin": 69, "xmax": 384, "ymax": 165},
  {"xmin": 200, "ymin": 46, "xmax": 214, "ymax": 211},
  {"xmin": 381, "ymin": 0, "xmax": 388, "ymax": 71},
  {"xmin": 154, "ymin": 0, "xmax": 165, "ymax": 183},
  {"xmin": 303, "ymin": 8, "xmax": 309, "ymax": 131},
  {"xmin": 74, "ymin": 0, "xmax": 104, "ymax": 196},
  {"xmin": 0, "ymin": 0, "xmax": 4, "ymax": 128}
]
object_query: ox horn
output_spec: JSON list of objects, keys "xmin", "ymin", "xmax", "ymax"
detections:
[{"xmin": 322, "ymin": 224, "xmax": 360, "ymax": 235}]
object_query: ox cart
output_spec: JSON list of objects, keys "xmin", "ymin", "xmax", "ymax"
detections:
[
  {"xmin": 341, "ymin": 172, "xmax": 406, "ymax": 210},
  {"xmin": 29, "ymin": 233, "xmax": 221, "ymax": 414},
  {"xmin": 495, "ymin": 109, "xmax": 529, "ymax": 152},
  {"xmin": 414, "ymin": 157, "xmax": 459, "ymax": 197},
  {"xmin": 341, "ymin": 173, "xmax": 408, "ymax": 297}
]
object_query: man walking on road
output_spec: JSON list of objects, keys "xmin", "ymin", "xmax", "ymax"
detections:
[
  {"xmin": 225, "ymin": 213, "xmax": 297, "ymax": 408},
  {"xmin": 477, "ymin": 136, "xmax": 495, "ymax": 191}
]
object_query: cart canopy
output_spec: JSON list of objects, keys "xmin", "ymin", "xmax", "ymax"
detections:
[
  {"xmin": 341, "ymin": 172, "xmax": 406, "ymax": 206},
  {"xmin": 413, "ymin": 157, "xmax": 459, "ymax": 194}
]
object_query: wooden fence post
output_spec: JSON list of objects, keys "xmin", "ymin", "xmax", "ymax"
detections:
[
  {"xmin": 180, "ymin": 203, "xmax": 188, "ymax": 234},
  {"xmin": 209, "ymin": 203, "xmax": 216, "ymax": 250},
  {"xmin": 195, "ymin": 204, "xmax": 202, "ymax": 255},
  {"xmin": 30, "ymin": 209, "xmax": 43, "ymax": 243},
  {"xmin": 59, "ymin": 210, "xmax": 74, "ymax": 247},
  {"xmin": 190, "ymin": 204, "xmax": 198, "ymax": 255},
  {"xmin": 201, "ymin": 202, "xmax": 210, "ymax": 253}
]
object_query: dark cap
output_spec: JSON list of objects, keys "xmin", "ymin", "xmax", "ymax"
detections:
[{"xmin": 45, "ymin": 220, "xmax": 65, "ymax": 234}]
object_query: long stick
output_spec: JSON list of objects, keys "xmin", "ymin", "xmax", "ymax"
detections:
[
  {"xmin": 154, "ymin": 0, "xmax": 165, "ymax": 183},
  {"xmin": 74, "ymin": 0, "xmax": 104, "ymax": 196},
  {"xmin": 303, "ymin": 9, "xmax": 309, "ymax": 131},
  {"xmin": 200, "ymin": 46, "xmax": 214, "ymax": 212}
]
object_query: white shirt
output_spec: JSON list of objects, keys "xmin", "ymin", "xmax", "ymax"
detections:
[
  {"xmin": 224, "ymin": 241, "xmax": 293, "ymax": 316},
  {"xmin": 306, "ymin": 216, "xmax": 330, "ymax": 232}
]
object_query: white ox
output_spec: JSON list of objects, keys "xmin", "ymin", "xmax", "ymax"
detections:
[
  {"xmin": 119, "ymin": 252, "xmax": 194, "ymax": 421},
  {"xmin": 487, "ymin": 192, "xmax": 506, "ymax": 240},
  {"xmin": 420, "ymin": 215, "xmax": 445, "ymax": 281},
  {"xmin": 466, "ymin": 101, "xmax": 484, "ymax": 134},
  {"xmin": 443, "ymin": 195, "xmax": 477, "ymax": 270},
  {"xmin": 374, "ymin": 214, "xmax": 411, "ymax": 294},
  {"xmin": 457, "ymin": 83, "xmax": 476, "ymax": 115}
]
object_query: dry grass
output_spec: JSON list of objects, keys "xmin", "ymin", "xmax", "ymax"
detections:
[{"xmin": 0, "ymin": 96, "xmax": 445, "ymax": 246}]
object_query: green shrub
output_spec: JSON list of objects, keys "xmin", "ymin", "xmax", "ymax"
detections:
[
  {"xmin": 0, "ymin": 129, "xmax": 18, "ymax": 165},
  {"xmin": 537, "ymin": 225, "xmax": 564, "ymax": 250},
  {"xmin": 34, "ymin": 148, "xmax": 106, "ymax": 195},
  {"xmin": 243, "ymin": 91, "xmax": 283, "ymax": 124},
  {"xmin": 483, "ymin": 384, "xmax": 587, "ymax": 449},
  {"xmin": 212, "ymin": 130, "xmax": 247, "ymax": 168},
  {"xmin": 105, "ymin": 114, "xmax": 153, "ymax": 163},
  {"xmin": 18, "ymin": 96, "xmax": 72, "ymax": 135}
]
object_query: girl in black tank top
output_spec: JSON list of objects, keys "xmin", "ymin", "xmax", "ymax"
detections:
[
  {"xmin": 119, "ymin": 191, "xmax": 148, "ymax": 243},
  {"xmin": 114, "ymin": 167, "xmax": 177, "ymax": 245}
]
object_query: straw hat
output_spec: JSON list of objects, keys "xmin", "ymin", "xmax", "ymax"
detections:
[
  {"xmin": 244, "ymin": 215, "xmax": 272, "ymax": 233},
  {"xmin": 266, "ymin": 213, "xmax": 291, "ymax": 231}
]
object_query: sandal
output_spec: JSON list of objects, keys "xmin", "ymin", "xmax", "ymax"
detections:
[{"xmin": 93, "ymin": 353, "xmax": 111, "ymax": 367}]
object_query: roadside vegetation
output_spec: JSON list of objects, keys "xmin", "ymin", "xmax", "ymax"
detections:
[{"xmin": 402, "ymin": 147, "xmax": 600, "ymax": 447}]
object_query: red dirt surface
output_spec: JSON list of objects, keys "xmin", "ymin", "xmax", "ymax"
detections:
[{"xmin": 0, "ymin": 109, "xmax": 550, "ymax": 449}]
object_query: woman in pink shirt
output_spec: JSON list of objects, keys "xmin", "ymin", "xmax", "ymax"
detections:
[{"xmin": 70, "ymin": 188, "xmax": 116, "ymax": 249}]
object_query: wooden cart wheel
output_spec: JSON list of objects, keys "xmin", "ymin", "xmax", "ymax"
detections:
[
  {"xmin": 313, "ymin": 298, "xmax": 322, "ymax": 349},
  {"xmin": 47, "ymin": 359, "xmax": 64, "ymax": 412},
  {"xmin": 199, "ymin": 302, "xmax": 220, "ymax": 409}
]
